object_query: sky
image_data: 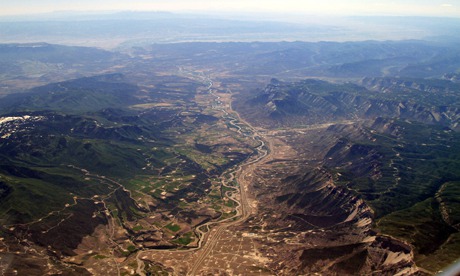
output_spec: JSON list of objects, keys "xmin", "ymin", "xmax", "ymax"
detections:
[{"xmin": 0, "ymin": 0, "xmax": 459, "ymax": 17}]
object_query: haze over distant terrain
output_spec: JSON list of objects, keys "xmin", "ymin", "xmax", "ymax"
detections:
[
  {"xmin": 0, "ymin": 0, "xmax": 459, "ymax": 48},
  {"xmin": 1, "ymin": 0, "xmax": 459, "ymax": 17},
  {"xmin": 0, "ymin": 12, "xmax": 459, "ymax": 49}
]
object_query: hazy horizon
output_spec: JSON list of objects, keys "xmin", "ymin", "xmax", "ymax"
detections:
[
  {"xmin": 1, "ymin": 3, "xmax": 459, "ymax": 49},
  {"xmin": 0, "ymin": 0, "xmax": 459, "ymax": 18}
]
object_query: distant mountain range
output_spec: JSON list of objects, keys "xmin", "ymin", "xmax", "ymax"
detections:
[{"xmin": 0, "ymin": 12, "xmax": 459, "ymax": 47}]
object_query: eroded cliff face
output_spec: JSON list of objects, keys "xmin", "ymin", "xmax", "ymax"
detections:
[
  {"xmin": 234, "ymin": 78, "xmax": 460, "ymax": 131},
  {"xmin": 361, "ymin": 77, "xmax": 460, "ymax": 131},
  {"xmin": 231, "ymin": 123, "xmax": 422, "ymax": 275}
]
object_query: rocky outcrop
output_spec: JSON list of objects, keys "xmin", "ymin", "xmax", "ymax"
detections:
[{"xmin": 250, "ymin": 164, "xmax": 419, "ymax": 275}]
